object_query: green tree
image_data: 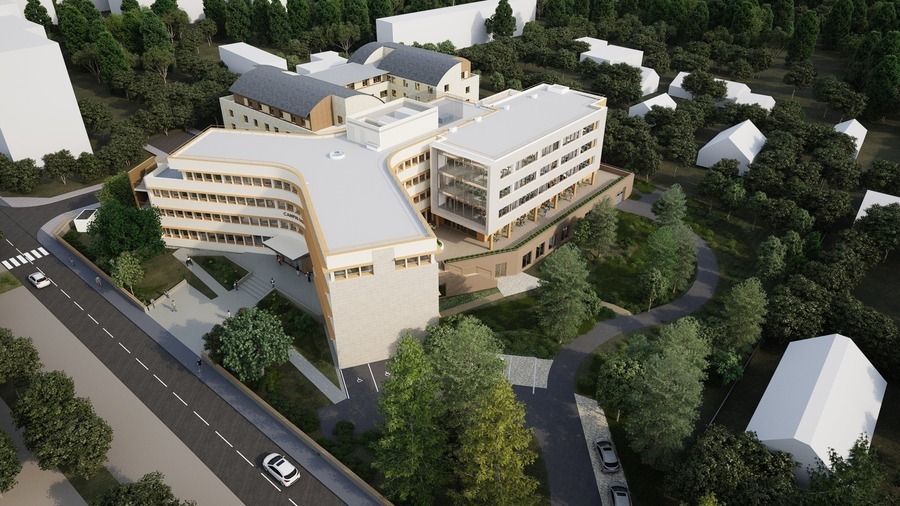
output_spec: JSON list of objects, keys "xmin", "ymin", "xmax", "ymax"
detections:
[
  {"xmin": 343, "ymin": 0, "xmax": 370, "ymax": 37},
  {"xmin": 287, "ymin": 0, "xmax": 310, "ymax": 37},
  {"xmin": 0, "ymin": 158, "xmax": 41, "ymax": 194},
  {"xmin": 78, "ymin": 98, "xmax": 113, "ymax": 135},
  {"xmin": 573, "ymin": 197, "xmax": 618, "ymax": 258},
  {"xmin": 770, "ymin": 0, "xmax": 794, "ymax": 34},
  {"xmin": 251, "ymin": 0, "xmax": 271, "ymax": 45},
  {"xmin": 485, "ymin": 0, "xmax": 516, "ymax": 38},
  {"xmin": 313, "ymin": 0, "xmax": 342, "ymax": 26},
  {"xmin": 783, "ymin": 60, "xmax": 817, "ymax": 99},
  {"xmin": 640, "ymin": 267, "xmax": 666, "ymax": 311},
  {"xmin": 822, "ymin": 0, "xmax": 854, "ymax": 49},
  {"xmin": 327, "ymin": 22, "xmax": 361, "ymax": 54},
  {"xmin": 755, "ymin": 235, "xmax": 786, "ymax": 283},
  {"xmin": 863, "ymin": 159, "xmax": 900, "ymax": 195},
  {"xmin": 98, "ymin": 120, "xmax": 148, "ymax": 172},
  {"xmin": 142, "ymin": 46, "xmax": 175, "ymax": 83},
  {"xmin": 269, "ymin": 0, "xmax": 291, "ymax": 47},
  {"xmin": 98, "ymin": 471, "xmax": 195, "ymax": 506},
  {"xmin": 121, "ymin": 0, "xmax": 141, "ymax": 11},
  {"xmin": 537, "ymin": 244, "xmax": 601, "ymax": 344},
  {"xmin": 668, "ymin": 425, "xmax": 797, "ymax": 505},
  {"xmin": 151, "ymin": 0, "xmax": 179, "ymax": 15},
  {"xmin": 77, "ymin": 152, "xmax": 108, "ymax": 183},
  {"xmin": 864, "ymin": 54, "xmax": 900, "ymax": 121},
  {"xmin": 0, "ymin": 430, "xmax": 21, "ymax": 494},
  {"xmin": 111, "ymin": 251, "xmax": 145, "ymax": 295},
  {"xmin": 590, "ymin": 62, "xmax": 642, "ymax": 108},
  {"xmin": 626, "ymin": 318, "xmax": 709, "ymax": 469},
  {"xmin": 595, "ymin": 352, "xmax": 642, "ymax": 421},
  {"xmin": 58, "ymin": 3, "xmax": 91, "ymax": 55},
  {"xmin": 651, "ymin": 183, "xmax": 687, "ymax": 226},
  {"xmin": 202, "ymin": 307, "xmax": 292, "ymax": 382},
  {"xmin": 682, "ymin": 71, "xmax": 727, "ymax": 100},
  {"xmin": 203, "ymin": 0, "xmax": 227, "ymax": 31},
  {"xmin": 787, "ymin": 10, "xmax": 819, "ymax": 64},
  {"xmin": 765, "ymin": 275, "xmax": 831, "ymax": 344},
  {"xmin": 601, "ymin": 110, "xmax": 662, "ymax": 181},
  {"xmin": 96, "ymin": 30, "xmax": 132, "ymax": 88},
  {"xmin": 856, "ymin": 203, "xmax": 900, "ymax": 261},
  {"xmin": 42, "ymin": 150, "xmax": 77, "ymax": 185},
  {"xmin": 542, "ymin": 0, "xmax": 571, "ymax": 28},
  {"xmin": 369, "ymin": 0, "xmax": 391, "ymax": 22},
  {"xmin": 717, "ymin": 278, "xmax": 767, "ymax": 353},
  {"xmin": 98, "ymin": 172, "xmax": 136, "ymax": 207},
  {"xmin": 424, "ymin": 315, "xmax": 505, "ymax": 421},
  {"xmin": 0, "ymin": 328, "xmax": 42, "ymax": 386},
  {"xmin": 806, "ymin": 435, "xmax": 885, "ymax": 505},
  {"xmin": 88, "ymin": 200, "xmax": 165, "ymax": 264},
  {"xmin": 24, "ymin": 0, "xmax": 52, "ymax": 30},
  {"xmin": 644, "ymin": 223, "xmax": 696, "ymax": 294},
  {"xmin": 372, "ymin": 336, "xmax": 449, "ymax": 504},
  {"xmin": 12, "ymin": 371, "xmax": 112, "ymax": 478},
  {"xmin": 141, "ymin": 9, "xmax": 173, "ymax": 52},
  {"xmin": 226, "ymin": 0, "xmax": 252, "ymax": 41},
  {"xmin": 454, "ymin": 379, "xmax": 539, "ymax": 506},
  {"xmin": 72, "ymin": 43, "xmax": 103, "ymax": 82}
]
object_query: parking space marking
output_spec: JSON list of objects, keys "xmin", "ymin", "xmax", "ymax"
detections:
[
  {"xmin": 118, "ymin": 342, "xmax": 131, "ymax": 354},
  {"xmin": 4, "ymin": 239, "xmax": 12, "ymax": 247},
  {"xmin": 339, "ymin": 369, "xmax": 349, "ymax": 400},
  {"xmin": 260, "ymin": 473, "xmax": 281, "ymax": 491},
  {"xmin": 215, "ymin": 431, "xmax": 233, "ymax": 448},
  {"xmin": 236, "ymin": 450, "xmax": 254, "ymax": 467},
  {"xmin": 289, "ymin": 498, "xmax": 299, "ymax": 506},
  {"xmin": 368, "ymin": 363, "xmax": 378, "ymax": 393},
  {"xmin": 173, "ymin": 392, "xmax": 187, "ymax": 406},
  {"xmin": 194, "ymin": 411, "xmax": 209, "ymax": 426},
  {"xmin": 37, "ymin": 247, "xmax": 48, "ymax": 255},
  {"xmin": 135, "ymin": 358, "xmax": 149, "ymax": 370},
  {"xmin": 153, "ymin": 374, "xmax": 167, "ymax": 387}
]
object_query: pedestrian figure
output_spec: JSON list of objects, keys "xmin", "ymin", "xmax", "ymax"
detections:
[
  {"xmin": 234, "ymin": 281, "xmax": 238, "ymax": 291},
  {"xmin": 165, "ymin": 290, "xmax": 170, "ymax": 299},
  {"xmin": 307, "ymin": 271, "xmax": 312, "ymax": 283},
  {"xmin": 270, "ymin": 277, "xmax": 275, "ymax": 288},
  {"xmin": 172, "ymin": 300, "xmax": 177, "ymax": 312},
  {"xmin": 296, "ymin": 266, "xmax": 301, "ymax": 276},
  {"xmin": 95, "ymin": 276, "xmax": 102, "ymax": 286},
  {"xmin": 196, "ymin": 358, "xmax": 202, "ymax": 371},
  {"xmin": 277, "ymin": 255, "xmax": 282, "ymax": 266},
  {"xmin": 69, "ymin": 255, "xmax": 74, "ymax": 266},
  {"xmin": 186, "ymin": 256, "xmax": 192, "ymax": 266},
  {"xmin": 226, "ymin": 309, "xmax": 231, "ymax": 318}
]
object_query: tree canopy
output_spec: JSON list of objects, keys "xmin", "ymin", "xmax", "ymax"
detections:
[
  {"xmin": 537, "ymin": 244, "xmax": 601, "ymax": 344},
  {"xmin": 98, "ymin": 471, "xmax": 196, "ymax": 506},
  {"xmin": 203, "ymin": 307, "xmax": 292, "ymax": 382}
]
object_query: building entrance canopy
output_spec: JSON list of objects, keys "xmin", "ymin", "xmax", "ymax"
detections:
[{"xmin": 263, "ymin": 235, "xmax": 310, "ymax": 261}]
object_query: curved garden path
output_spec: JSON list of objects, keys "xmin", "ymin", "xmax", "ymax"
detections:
[{"xmin": 519, "ymin": 192, "xmax": 721, "ymax": 505}]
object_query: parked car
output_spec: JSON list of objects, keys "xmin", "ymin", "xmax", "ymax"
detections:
[
  {"xmin": 28, "ymin": 272, "xmax": 51, "ymax": 289},
  {"xmin": 594, "ymin": 438, "xmax": 620, "ymax": 473},
  {"xmin": 262, "ymin": 453, "xmax": 300, "ymax": 487},
  {"xmin": 608, "ymin": 482, "xmax": 632, "ymax": 506}
]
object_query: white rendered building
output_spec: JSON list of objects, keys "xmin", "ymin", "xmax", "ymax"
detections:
[
  {"xmin": 576, "ymin": 37, "xmax": 656, "ymax": 96},
  {"xmin": 296, "ymin": 51, "xmax": 347, "ymax": 75},
  {"xmin": 747, "ymin": 334, "xmax": 886, "ymax": 486},
  {"xmin": 835, "ymin": 119, "xmax": 867, "ymax": 160},
  {"xmin": 734, "ymin": 92, "xmax": 776, "ymax": 111},
  {"xmin": 855, "ymin": 189, "xmax": 900, "ymax": 221},
  {"xmin": 219, "ymin": 42, "xmax": 287, "ymax": 75},
  {"xmin": 670, "ymin": 71, "xmax": 765, "ymax": 107},
  {"xmin": 668, "ymin": 71, "xmax": 693, "ymax": 100},
  {"xmin": 639, "ymin": 66, "xmax": 659, "ymax": 96},
  {"xmin": 628, "ymin": 93, "xmax": 677, "ymax": 118},
  {"xmin": 375, "ymin": 0, "xmax": 536, "ymax": 49},
  {"xmin": 696, "ymin": 120, "xmax": 766, "ymax": 174},
  {"xmin": 0, "ymin": 16, "xmax": 91, "ymax": 165}
]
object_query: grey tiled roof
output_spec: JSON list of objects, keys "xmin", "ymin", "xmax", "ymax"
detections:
[
  {"xmin": 229, "ymin": 65, "xmax": 364, "ymax": 118},
  {"xmin": 348, "ymin": 42, "xmax": 460, "ymax": 86}
]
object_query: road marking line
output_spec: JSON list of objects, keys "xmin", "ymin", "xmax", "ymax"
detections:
[
  {"xmin": 118, "ymin": 342, "xmax": 131, "ymax": 354},
  {"xmin": 533, "ymin": 357, "xmax": 537, "ymax": 395},
  {"xmin": 339, "ymin": 369, "xmax": 349, "ymax": 400},
  {"xmin": 1, "ymin": 261, "xmax": 10, "ymax": 270},
  {"xmin": 236, "ymin": 450, "xmax": 254, "ymax": 467},
  {"xmin": 88, "ymin": 314, "xmax": 98, "ymax": 324},
  {"xmin": 16, "ymin": 255, "xmax": 25, "ymax": 264},
  {"xmin": 260, "ymin": 473, "xmax": 281, "ymax": 491},
  {"xmin": 103, "ymin": 328, "xmax": 113, "ymax": 338},
  {"xmin": 215, "ymin": 431, "xmax": 233, "ymax": 447},
  {"xmin": 153, "ymin": 374, "xmax": 167, "ymax": 387},
  {"xmin": 50, "ymin": 278, "xmax": 57, "ymax": 287},
  {"xmin": 135, "ymin": 358, "xmax": 149, "ymax": 370},
  {"xmin": 30, "ymin": 249, "xmax": 42, "ymax": 258},
  {"xmin": 368, "ymin": 363, "xmax": 378, "ymax": 393},
  {"xmin": 23, "ymin": 252, "xmax": 34, "ymax": 261},
  {"xmin": 194, "ymin": 411, "xmax": 209, "ymax": 426},
  {"xmin": 61, "ymin": 289, "xmax": 70, "ymax": 299},
  {"xmin": 4, "ymin": 239, "xmax": 12, "ymax": 246},
  {"xmin": 74, "ymin": 301, "xmax": 84, "ymax": 311},
  {"xmin": 37, "ymin": 247, "xmax": 48, "ymax": 255},
  {"xmin": 8, "ymin": 257, "xmax": 19, "ymax": 267},
  {"xmin": 289, "ymin": 499, "xmax": 299, "ymax": 506},
  {"xmin": 172, "ymin": 392, "xmax": 187, "ymax": 406}
]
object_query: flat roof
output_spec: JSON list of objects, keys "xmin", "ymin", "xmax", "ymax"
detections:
[
  {"xmin": 0, "ymin": 17, "xmax": 51, "ymax": 52},
  {"xmin": 220, "ymin": 42, "xmax": 286, "ymax": 63},
  {"xmin": 170, "ymin": 130, "xmax": 431, "ymax": 253},
  {"xmin": 433, "ymin": 85, "xmax": 603, "ymax": 160},
  {"xmin": 308, "ymin": 63, "xmax": 388, "ymax": 86}
]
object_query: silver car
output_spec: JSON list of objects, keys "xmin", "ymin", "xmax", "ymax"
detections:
[
  {"xmin": 609, "ymin": 482, "xmax": 632, "ymax": 506},
  {"xmin": 594, "ymin": 438, "xmax": 620, "ymax": 473}
]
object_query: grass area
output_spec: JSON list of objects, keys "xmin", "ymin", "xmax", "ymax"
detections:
[
  {"xmin": 633, "ymin": 180, "xmax": 656, "ymax": 194},
  {"xmin": 0, "ymin": 179, "xmax": 97, "ymax": 199},
  {"xmin": 587, "ymin": 212, "xmax": 658, "ymax": 314},
  {"xmin": 252, "ymin": 362, "xmax": 331, "ymax": 435},
  {"xmin": 138, "ymin": 252, "xmax": 218, "ymax": 302},
  {"xmin": 0, "ymin": 383, "xmax": 120, "ymax": 504},
  {"xmin": 315, "ymin": 421, "xmax": 380, "ymax": 485},
  {"xmin": 0, "ymin": 272, "xmax": 21, "ymax": 294},
  {"xmin": 194, "ymin": 255, "xmax": 248, "ymax": 289},
  {"xmin": 257, "ymin": 291, "xmax": 339, "ymax": 387},
  {"xmin": 69, "ymin": 67, "xmax": 140, "ymax": 125},
  {"xmin": 438, "ymin": 287, "xmax": 500, "ymax": 312}
]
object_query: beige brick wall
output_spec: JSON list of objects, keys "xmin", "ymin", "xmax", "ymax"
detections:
[{"xmin": 328, "ymin": 247, "xmax": 439, "ymax": 368}]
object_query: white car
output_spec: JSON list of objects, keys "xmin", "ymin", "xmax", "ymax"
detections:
[
  {"xmin": 262, "ymin": 453, "xmax": 300, "ymax": 487},
  {"xmin": 28, "ymin": 272, "xmax": 51, "ymax": 289}
]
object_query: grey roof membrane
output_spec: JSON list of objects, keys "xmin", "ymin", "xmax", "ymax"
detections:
[
  {"xmin": 229, "ymin": 65, "xmax": 365, "ymax": 118},
  {"xmin": 348, "ymin": 42, "xmax": 459, "ymax": 86}
]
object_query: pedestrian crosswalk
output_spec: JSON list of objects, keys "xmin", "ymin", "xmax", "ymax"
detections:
[{"xmin": 2, "ymin": 247, "xmax": 49, "ymax": 270}]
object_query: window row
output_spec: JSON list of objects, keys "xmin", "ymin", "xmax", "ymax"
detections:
[
  {"xmin": 151, "ymin": 189, "xmax": 298, "ymax": 212},
  {"xmin": 412, "ymin": 188, "xmax": 432, "ymax": 204},
  {"xmin": 515, "ymin": 171, "xmax": 536, "ymax": 190},
  {"xmin": 160, "ymin": 208, "xmax": 302, "ymax": 231},
  {"xmin": 233, "ymin": 95, "xmax": 312, "ymax": 129},
  {"xmin": 560, "ymin": 149, "xmax": 579, "ymax": 164},
  {"xmin": 404, "ymin": 170, "xmax": 431, "ymax": 188},
  {"xmin": 332, "ymin": 264, "xmax": 374, "ymax": 281},
  {"xmin": 497, "ymin": 159, "xmax": 592, "ymax": 218},
  {"xmin": 163, "ymin": 228, "xmax": 268, "ymax": 247},
  {"xmin": 563, "ymin": 129, "xmax": 582, "ymax": 145},
  {"xmin": 515, "ymin": 152, "xmax": 538, "ymax": 171},
  {"xmin": 583, "ymin": 122, "xmax": 597, "ymax": 135},
  {"xmin": 395, "ymin": 254, "xmax": 433, "ymax": 269},
  {"xmin": 182, "ymin": 172, "xmax": 299, "ymax": 194},
  {"xmin": 395, "ymin": 151, "xmax": 431, "ymax": 174},
  {"xmin": 541, "ymin": 140, "xmax": 560, "ymax": 157}
]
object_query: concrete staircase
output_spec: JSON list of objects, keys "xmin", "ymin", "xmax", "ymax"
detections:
[{"xmin": 236, "ymin": 274, "xmax": 272, "ymax": 301}]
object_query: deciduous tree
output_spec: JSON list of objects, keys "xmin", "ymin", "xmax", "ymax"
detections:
[
  {"xmin": 0, "ymin": 158, "xmax": 41, "ymax": 194},
  {"xmin": 485, "ymin": 0, "xmax": 516, "ymax": 38},
  {"xmin": 142, "ymin": 46, "xmax": 175, "ymax": 83},
  {"xmin": 806, "ymin": 435, "xmax": 885, "ymax": 505},
  {"xmin": 98, "ymin": 471, "xmax": 195, "ymax": 506},
  {"xmin": 651, "ymin": 183, "xmax": 687, "ymax": 226},
  {"xmin": 596, "ymin": 352, "xmax": 642, "ymax": 421},
  {"xmin": 42, "ymin": 150, "xmax": 77, "ymax": 185},
  {"xmin": 755, "ymin": 235, "xmax": 786, "ymax": 283},
  {"xmin": 764, "ymin": 275, "xmax": 831, "ymax": 343},
  {"xmin": 786, "ymin": 10, "xmax": 819, "ymax": 64},
  {"xmin": 0, "ymin": 328, "xmax": 41, "ymax": 386},
  {"xmin": 717, "ymin": 278, "xmax": 767, "ymax": 353},
  {"xmin": 327, "ymin": 22, "xmax": 361, "ymax": 54},
  {"xmin": 856, "ymin": 202, "xmax": 900, "ymax": 261},
  {"xmin": 783, "ymin": 60, "xmax": 817, "ymax": 99},
  {"xmin": 822, "ymin": 0, "xmax": 854, "ymax": 49},
  {"xmin": 111, "ymin": 251, "xmax": 145, "ymax": 295},
  {"xmin": 202, "ymin": 307, "xmax": 291, "ymax": 382},
  {"xmin": 573, "ymin": 197, "xmax": 618, "ymax": 258},
  {"xmin": 863, "ymin": 159, "xmax": 900, "ymax": 195},
  {"xmin": 682, "ymin": 70, "xmax": 727, "ymax": 100},
  {"xmin": 78, "ymin": 98, "xmax": 113, "ymax": 135},
  {"xmin": 0, "ymin": 431, "xmax": 21, "ymax": 494},
  {"xmin": 24, "ymin": 0, "xmax": 52, "ymax": 30},
  {"xmin": 88, "ymin": 200, "xmax": 165, "ymax": 264},
  {"xmin": 864, "ymin": 54, "xmax": 900, "ymax": 121},
  {"xmin": 537, "ymin": 244, "xmax": 601, "ymax": 344}
]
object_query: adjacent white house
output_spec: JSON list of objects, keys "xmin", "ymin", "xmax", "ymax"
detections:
[
  {"xmin": 695, "ymin": 120, "xmax": 766, "ymax": 174},
  {"xmin": 855, "ymin": 189, "xmax": 900, "ymax": 221},
  {"xmin": 669, "ymin": 71, "xmax": 769, "ymax": 108},
  {"xmin": 0, "ymin": 15, "xmax": 91, "ymax": 165},
  {"xmin": 375, "ymin": 0, "xmax": 536, "ymax": 49},
  {"xmin": 668, "ymin": 71, "xmax": 693, "ymax": 100},
  {"xmin": 734, "ymin": 92, "xmax": 776, "ymax": 111},
  {"xmin": 639, "ymin": 66, "xmax": 659, "ymax": 96},
  {"xmin": 747, "ymin": 334, "xmax": 887, "ymax": 486},
  {"xmin": 219, "ymin": 42, "xmax": 288, "ymax": 75},
  {"xmin": 835, "ymin": 119, "xmax": 867, "ymax": 160},
  {"xmin": 628, "ymin": 93, "xmax": 677, "ymax": 118},
  {"xmin": 576, "ymin": 37, "xmax": 657, "ymax": 95}
]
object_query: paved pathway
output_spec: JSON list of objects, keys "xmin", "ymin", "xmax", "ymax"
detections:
[{"xmin": 575, "ymin": 394, "xmax": 627, "ymax": 499}]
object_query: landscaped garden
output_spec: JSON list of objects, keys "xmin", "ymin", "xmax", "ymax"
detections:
[{"xmin": 193, "ymin": 255, "xmax": 248, "ymax": 289}]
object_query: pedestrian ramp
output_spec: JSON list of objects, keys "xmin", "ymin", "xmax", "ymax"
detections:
[
  {"xmin": 502, "ymin": 354, "xmax": 553, "ymax": 391},
  {"xmin": 1, "ymin": 247, "xmax": 49, "ymax": 270}
]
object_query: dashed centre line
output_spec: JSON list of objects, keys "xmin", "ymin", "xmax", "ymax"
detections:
[
  {"xmin": 103, "ymin": 328, "xmax": 113, "ymax": 338},
  {"xmin": 60, "ymin": 289, "xmax": 71, "ymax": 299},
  {"xmin": 135, "ymin": 358, "xmax": 149, "ymax": 370},
  {"xmin": 173, "ymin": 392, "xmax": 187, "ymax": 406},
  {"xmin": 194, "ymin": 411, "xmax": 209, "ymax": 426},
  {"xmin": 73, "ymin": 301, "xmax": 84, "ymax": 311},
  {"xmin": 236, "ymin": 450, "xmax": 254, "ymax": 467},
  {"xmin": 118, "ymin": 342, "xmax": 131, "ymax": 354},
  {"xmin": 153, "ymin": 374, "xmax": 167, "ymax": 388},
  {"xmin": 215, "ymin": 431, "xmax": 233, "ymax": 448},
  {"xmin": 289, "ymin": 498, "xmax": 299, "ymax": 506},
  {"xmin": 88, "ymin": 314, "xmax": 98, "ymax": 324},
  {"xmin": 260, "ymin": 473, "xmax": 281, "ymax": 491}
]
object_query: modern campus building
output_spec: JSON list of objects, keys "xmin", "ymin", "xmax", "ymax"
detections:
[
  {"xmin": 0, "ymin": 14, "xmax": 91, "ymax": 165},
  {"xmin": 136, "ymin": 73, "xmax": 632, "ymax": 367}
]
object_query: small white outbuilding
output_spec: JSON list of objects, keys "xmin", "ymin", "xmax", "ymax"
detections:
[
  {"xmin": 640, "ymin": 66, "xmax": 659, "ymax": 96},
  {"xmin": 628, "ymin": 93, "xmax": 677, "ymax": 118},
  {"xmin": 855, "ymin": 189, "xmax": 900, "ymax": 221},
  {"xmin": 219, "ymin": 43, "xmax": 287, "ymax": 75},
  {"xmin": 695, "ymin": 119, "xmax": 767, "ymax": 174},
  {"xmin": 668, "ymin": 71, "xmax": 693, "ymax": 100},
  {"xmin": 747, "ymin": 334, "xmax": 886, "ymax": 487},
  {"xmin": 734, "ymin": 92, "xmax": 776, "ymax": 111},
  {"xmin": 834, "ymin": 119, "xmax": 867, "ymax": 160}
]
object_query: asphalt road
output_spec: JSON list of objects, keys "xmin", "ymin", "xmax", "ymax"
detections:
[{"xmin": 0, "ymin": 200, "xmax": 347, "ymax": 505}]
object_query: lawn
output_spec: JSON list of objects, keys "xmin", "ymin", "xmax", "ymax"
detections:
[
  {"xmin": 257, "ymin": 291, "xmax": 339, "ymax": 387},
  {"xmin": 0, "ymin": 179, "xmax": 98, "ymax": 199},
  {"xmin": 193, "ymin": 255, "xmax": 248, "ymax": 289},
  {"xmin": 0, "ymin": 272, "xmax": 21, "ymax": 294},
  {"xmin": 587, "ymin": 212, "xmax": 658, "ymax": 314},
  {"xmin": 137, "ymin": 252, "xmax": 217, "ymax": 302},
  {"xmin": 252, "ymin": 362, "xmax": 331, "ymax": 436}
]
